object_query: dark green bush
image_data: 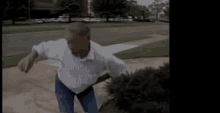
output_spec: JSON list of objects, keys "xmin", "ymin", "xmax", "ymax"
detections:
[{"xmin": 99, "ymin": 63, "xmax": 170, "ymax": 113}]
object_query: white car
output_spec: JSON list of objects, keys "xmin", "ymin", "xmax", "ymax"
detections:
[
  {"xmin": 115, "ymin": 18, "xmax": 123, "ymax": 21},
  {"xmin": 92, "ymin": 18, "xmax": 101, "ymax": 22},
  {"xmin": 83, "ymin": 18, "xmax": 95, "ymax": 22},
  {"xmin": 41, "ymin": 18, "xmax": 50, "ymax": 23},
  {"xmin": 108, "ymin": 18, "xmax": 114, "ymax": 21},
  {"xmin": 50, "ymin": 18, "xmax": 59, "ymax": 22},
  {"xmin": 57, "ymin": 17, "xmax": 69, "ymax": 22},
  {"xmin": 83, "ymin": 18, "xmax": 90, "ymax": 21},
  {"xmin": 128, "ymin": 19, "xmax": 133, "ymax": 21},
  {"xmin": 32, "ymin": 19, "xmax": 43, "ymax": 24}
]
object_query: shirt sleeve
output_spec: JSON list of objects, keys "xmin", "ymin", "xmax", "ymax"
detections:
[
  {"xmin": 32, "ymin": 40, "xmax": 61, "ymax": 59},
  {"xmin": 106, "ymin": 54, "xmax": 127, "ymax": 77},
  {"xmin": 32, "ymin": 41, "xmax": 48, "ymax": 59}
]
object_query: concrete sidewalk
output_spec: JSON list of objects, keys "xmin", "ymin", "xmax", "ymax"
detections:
[{"xmin": 3, "ymin": 57, "xmax": 169, "ymax": 113}]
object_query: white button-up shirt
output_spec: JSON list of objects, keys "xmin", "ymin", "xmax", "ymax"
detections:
[{"xmin": 32, "ymin": 39, "xmax": 126, "ymax": 94}]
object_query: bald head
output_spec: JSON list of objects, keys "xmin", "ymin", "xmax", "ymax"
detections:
[{"xmin": 65, "ymin": 22, "xmax": 91, "ymax": 41}]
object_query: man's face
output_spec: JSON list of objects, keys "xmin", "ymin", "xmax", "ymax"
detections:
[{"xmin": 66, "ymin": 31, "xmax": 90, "ymax": 57}]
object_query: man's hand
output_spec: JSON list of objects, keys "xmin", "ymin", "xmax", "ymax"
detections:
[{"xmin": 18, "ymin": 50, "xmax": 38, "ymax": 73}]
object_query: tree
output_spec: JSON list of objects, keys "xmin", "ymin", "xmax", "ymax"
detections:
[
  {"xmin": 145, "ymin": 7, "xmax": 151, "ymax": 19},
  {"xmin": 58, "ymin": 0, "xmax": 86, "ymax": 22},
  {"xmin": 3, "ymin": 0, "xmax": 35, "ymax": 25},
  {"xmin": 126, "ymin": 0, "xmax": 138, "ymax": 18},
  {"xmin": 163, "ymin": 1, "xmax": 169, "ymax": 19},
  {"xmin": 90, "ymin": 0, "xmax": 128, "ymax": 22},
  {"xmin": 148, "ymin": 0, "xmax": 166, "ymax": 21},
  {"xmin": 136, "ymin": 5, "xmax": 151, "ymax": 19}
]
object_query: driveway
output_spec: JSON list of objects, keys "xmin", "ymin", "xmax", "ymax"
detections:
[{"xmin": 2, "ymin": 24, "xmax": 169, "ymax": 57}]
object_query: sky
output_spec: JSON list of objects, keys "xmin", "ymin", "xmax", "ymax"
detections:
[{"xmin": 136, "ymin": 0, "xmax": 167, "ymax": 7}]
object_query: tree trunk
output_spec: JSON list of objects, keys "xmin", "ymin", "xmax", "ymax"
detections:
[
  {"xmin": 12, "ymin": 18, "xmax": 15, "ymax": 25},
  {"xmin": 156, "ymin": 8, "xmax": 159, "ymax": 21},
  {"xmin": 106, "ymin": 14, "xmax": 109, "ymax": 22},
  {"xmin": 69, "ymin": 16, "xmax": 71, "ymax": 23}
]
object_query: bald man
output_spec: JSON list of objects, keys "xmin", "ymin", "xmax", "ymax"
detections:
[{"xmin": 18, "ymin": 22, "xmax": 126, "ymax": 113}]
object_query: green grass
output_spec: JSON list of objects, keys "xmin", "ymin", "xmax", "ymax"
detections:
[
  {"xmin": 2, "ymin": 53, "xmax": 29, "ymax": 68},
  {"xmin": 114, "ymin": 39, "xmax": 169, "ymax": 59},
  {"xmin": 2, "ymin": 22, "xmax": 160, "ymax": 34},
  {"xmin": 2, "ymin": 36, "xmax": 152, "ymax": 68},
  {"xmin": 98, "ymin": 36, "xmax": 152, "ymax": 46}
]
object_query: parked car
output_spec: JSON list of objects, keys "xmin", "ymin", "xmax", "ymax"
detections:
[
  {"xmin": 108, "ymin": 18, "xmax": 114, "ymax": 21},
  {"xmin": 57, "ymin": 17, "xmax": 69, "ymax": 22},
  {"xmin": 32, "ymin": 19, "xmax": 43, "ymax": 24},
  {"xmin": 41, "ymin": 18, "xmax": 50, "ymax": 23},
  {"xmin": 128, "ymin": 19, "xmax": 133, "ymax": 21},
  {"xmin": 92, "ymin": 18, "xmax": 101, "ymax": 22},
  {"xmin": 84, "ymin": 18, "xmax": 97, "ymax": 22},
  {"xmin": 83, "ymin": 18, "xmax": 91, "ymax": 21},
  {"xmin": 115, "ymin": 18, "xmax": 123, "ymax": 21},
  {"xmin": 50, "ymin": 18, "xmax": 59, "ymax": 22}
]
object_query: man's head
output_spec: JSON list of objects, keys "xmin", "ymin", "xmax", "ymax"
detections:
[{"xmin": 64, "ymin": 22, "xmax": 91, "ymax": 58}]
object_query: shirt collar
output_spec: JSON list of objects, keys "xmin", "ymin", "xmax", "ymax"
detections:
[
  {"xmin": 64, "ymin": 39, "xmax": 95, "ymax": 61},
  {"xmin": 80, "ymin": 45, "xmax": 95, "ymax": 61}
]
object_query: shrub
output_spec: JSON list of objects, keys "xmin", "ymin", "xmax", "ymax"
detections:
[{"xmin": 99, "ymin": 63, "xmax": 170, "ymax": 113}]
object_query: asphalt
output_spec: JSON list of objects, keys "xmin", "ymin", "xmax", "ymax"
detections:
[{"xmin": 2, "ymin": 24, "xmax": 169, "ymax": 57}]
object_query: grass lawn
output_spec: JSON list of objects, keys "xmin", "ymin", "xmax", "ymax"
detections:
[
  {"xmin": 114, "ymin": 39, "xmax": 169, "ymax": 59},
  {"xmin": 2, "ymin": 36, "xmax": 152, "ymax": 68},
  {"xmin": 2, "ymin": 53, "xmax": 29, "ymax": 68},
  {"xmin": 2, "ymin": 22, "xmax": 160, "ymax": 34},
  {"xmin": 98, "ymin": 36, "xmax": 152, "ymax": 46}
]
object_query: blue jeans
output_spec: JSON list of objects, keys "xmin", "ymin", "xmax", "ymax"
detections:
[{"xmin": 55, "ymin": 75, "xmax": 99, "ymax": 113}]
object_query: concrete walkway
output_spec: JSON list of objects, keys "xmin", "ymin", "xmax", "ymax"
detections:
[{"xmin": 2, "ymin": 35, "xmax": 169, "ymax": 113}]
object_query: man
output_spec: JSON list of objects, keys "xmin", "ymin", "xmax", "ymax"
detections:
[{"xmin": 18, "ymin": 22, "xmax": 126, "ymax": 113}]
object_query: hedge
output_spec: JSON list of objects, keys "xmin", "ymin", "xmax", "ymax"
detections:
[{"xmin": 99, "ymin": 63, "xmax": 170, "ymax": 113}]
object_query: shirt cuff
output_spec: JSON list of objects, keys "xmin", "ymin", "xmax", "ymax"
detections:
[{"xmin": 32, "ymin": 43, "xmax": 46, "ymax": 58}]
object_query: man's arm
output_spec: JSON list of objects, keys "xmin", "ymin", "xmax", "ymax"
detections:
[
  {"xmin": 28, "ymin": 49, "xmax": 39, "ymax": 61},
  {"xmin": 93, "ymin": 56, "xmax": 126, "ymax": 85},
  {"xmin": 93, "ymin": 73, "xmax": 111, "ymax": 85},
  {"xmin": 106, "ymin": 55, "xmax": 127, "ymax": 78},
  {"xmin": 32, "ymin": 39, "xmax": 63, "ymax": 60}
]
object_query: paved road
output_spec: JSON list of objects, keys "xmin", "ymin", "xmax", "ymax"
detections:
[{"xmin": 2, "ymin": 24, "xmax": 169, "ymax": 57}]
